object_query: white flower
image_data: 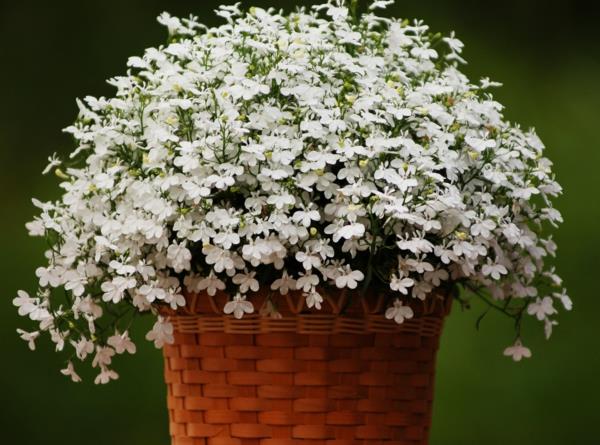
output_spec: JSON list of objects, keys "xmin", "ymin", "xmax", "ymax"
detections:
[
  {"xmin": 390, "ymin": 275, "xmax": 415, "ymax": 295},
  {"xmin": 13, "ymin": 290, "xmax": 37, "ymax": 317},
  {"xmin": 17, "ymin": 329, "xmax": 39, "ymax": 351},
  {"xmin": 482, "ymin": 261, "xmax": 508, "ymax": 280},
  {"xmin": 35, "ymin": 266, "xmax": 62, "ymax": 287},
  {"xmin": 335, "ymin": 223, "xmax": 365, "ymax": 241},
  {"xmin": 292, "ymin": 207, "xmax": 321, "ymax": 227},
  {"xmin": 295, "ymin": 250, "xmax": 321, "ymax": 270},
  {"xmin": 194, "ymin": 272, "xmax": 226, "ymax": 296},
  {"xmin": 296, "ymin": 273, "xmax": 319, "ymax": 292},
  {"xmin": 369, "ymin": 0, "xmax": 394, "ymax": 10},
  {"xmin": 72, "ymin": 337, "xmax": 95, "ymax": 360},
  {"xmin": 107, "ymin": 330, "xmax": 137, "ymax": 354},
  {"xmin": 63, "ymin": 269, "xmax": 87, "ymax": 297},
  {"xmin": 271, "ymin": 271, "xmax": 296, "ymax": 295},
  {"xmin": 101, "ymin": 277, "xmax": 137, "ymax": 303},
  {"xmin": 224, "ymin": 294, "xmax": 254, "ymax": 319},
  {"xmin": 145, "ymin": 318, "xmax": 174, "ymax": 348},
  {"xmin": 203, "ymin": 245, "xmax": 235, "ymax": 273},
  {"xmin": 167, "ymin": 242, "xmax": 192, "ymax": 273},
  {"xmin": 61, "ymin": 361, "xmax": 82, "ymax": 383},
  {"xmin": 527, "ymin": 297, "xmax": 557, "ymax": 321},
  {"xmin": 553, "ymin": 289, "xmax": 572, "ymax": 311},
  {"xmin": 42, "ymin": 153, "xmax": 62, "ymax": 175},
  {"xmin": 305, "ymin": 290, "xmax": 323, "ymax": 310},
  {"xmin": 334, "ymin": 267, "xmax": 364, "ymax": 289},
  {"xmin": 109, "ymin": 260, "xmax": 136, "ymax": 276},
  {"xmin": 471, "ymin": 219, "xmax": 496, "ymax": 238},
  {"xmin": 92, "ymin": 347, "xmax": 115, "ymax": 368},
  {"xmin": 503, "ymin": 339, "xmax": 532, "ymax": 362},
  {"xmin": 465, "ymin": 136, "xmax": 496, "ymax": 152},
  {"xmin": 232, "ymin": 271, "xmax": 259, "ymax": 293},
  {"xmin": 544, "ymin": 318, "xmax": 558, "ymax": 340},
  {"xmin": 385, "ymin": 299, "xmax": 414, "ymax": 324},
  {"xmin": 94, "ymin": 367, "xmax": 119, "ymax": 385},
  {"xmin": 267, "ymin": 193, "xmax": 295, "ymax": 210}
]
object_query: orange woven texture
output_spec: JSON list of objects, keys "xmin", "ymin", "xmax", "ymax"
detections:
[
  {"xmin": 162, "ymin": 290, "xmax": 449, "ymax": 444},
  {"xmin": 164, "ymin": 327, "xmax": 445, "ymax": 444}
]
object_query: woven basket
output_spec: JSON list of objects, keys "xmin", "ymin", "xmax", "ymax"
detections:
[{"xmin": 161, "ymin": 289, "xmax": 451, "ymax": 445}]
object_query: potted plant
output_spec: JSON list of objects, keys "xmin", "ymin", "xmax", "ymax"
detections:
[{"xmin": 14, "ymin": 1, "xmax": 570, "ymax": 443}]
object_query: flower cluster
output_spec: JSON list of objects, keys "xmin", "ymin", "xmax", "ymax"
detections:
[{"xmin": 15, "ymin": 0, "xmax": 569, "ymax": 382}]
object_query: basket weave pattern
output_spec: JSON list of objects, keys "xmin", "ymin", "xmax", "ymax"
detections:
[{"xmin": 162, "ymin": 290, "xmax": 450, "ymax": 445}]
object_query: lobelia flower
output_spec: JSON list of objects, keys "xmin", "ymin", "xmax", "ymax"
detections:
[
  {"xmin": 194, "ymin": 272, "xmax": 226, "ymax": 296},
  {"xmin": 232, "ymin": 271, "xmax": 260, "ymax": 293},
  {"xmin": 61, "ymin": 361, "xmax": 82, "ymax": 383},
  {"xmin": 145, "ymin": 318, "xmax": 174, "ymax": 348},
  {"xmin": 305, "ymin": 290, "xmax": 324, "ymax": 310},
  {"xmin": 101, "ymin": 277, "xmax": 137, "ymax": 303},
  {"xmin": 94, "ymin": 367, "xmax": 119, "ymax": 385},
  {"xmin": 107, "ymin": 330, "xmax": 137, "ymax": 354},
  {"xmin": 527, "ymin": 297, "xmax": 557, "ymax": 321},
  {"xmin": 271, "ymin": 271, "xmax": 297, "ymax": 295},
  {"xmin": 13, "ymin": 291, "xmax": 38, "ymax": 317},
  {"xmin": 385, "ymin": 299, "xmax": 414, "ymax": 324},
  {"xmin": 390, "ymin": 275, "xmax": 415, "ymax": 295},
  {"xmin": 334, "ymin": 266, "xmax": 365, "ymax": 289},
  {"xmin": 224, "ymin": 294, "xmax": 254, "ymax": 319},
  {"xmin": 166, "ymin": 242, "xmax": 192, "ymax": 273},
  {"xmin": 72, "ymin": 337, "xmax": 95, "ymax": 360},
  {"xmin": 482, "ymin": 261, "xmax": 509, "ymax": 280},
  {"xmin": 503, "ymin": 339, "xmax": 532, "ymax": 362},
  {"xmin": 92, "ymin": 347, "xmax": 115, "ymax": 369},
  {"xmin": 17, "ymin": 329, "xmax": 39, "ymax": 351}
]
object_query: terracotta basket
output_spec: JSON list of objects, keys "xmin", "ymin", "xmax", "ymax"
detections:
[{"xmin": 161, "ymin": 289, "xmax": 451, "ymax": 445}]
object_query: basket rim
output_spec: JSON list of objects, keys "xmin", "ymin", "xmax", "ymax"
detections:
[{"xmin": 159, "ymin": 288, "xmax": 452, "ymax": 336}]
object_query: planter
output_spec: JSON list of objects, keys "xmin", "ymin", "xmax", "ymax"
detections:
[{"xmin": 162, "ymin": 290, "xmax": 451, "ymax": 444}]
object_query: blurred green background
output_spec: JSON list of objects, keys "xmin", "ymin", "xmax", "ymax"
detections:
[{"xmin": 1, "ymin": 0, "xmax": 598, "ymax": 444}]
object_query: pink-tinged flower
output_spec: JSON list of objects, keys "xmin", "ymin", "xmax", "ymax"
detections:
[
  {"xmin": 94, "ymin": 366, "xmax": 119, "ymax": 385},
  {"xmin": 527, "ymin": 297, "xmax": 557, "ymax": 321},
  {"xmin": 61, "ymin": 362, "xmax": 82, "ymax": 383},
  {"xmin": 107, "ymin": 330, "xmax": 137, "ymax": 354},
  {"xmin": 16, "ymin": 329, "xmax": 39, "ymax": 351},
  {"xmin": 145, "ymin": 318, "xmax": 174, "ymax": 348},
  {"xmin": 13, "ymin": 290, "xmax": 37, "ymax": 317},
  {"xmin": 503, "ymin": 339, "xmax": 532, "ymax": 362}
]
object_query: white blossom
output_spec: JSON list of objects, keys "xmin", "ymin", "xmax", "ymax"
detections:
[
  {"xmin": 145, "ymin": 318, "xmax": 174, "ymax": 348},
  {"xmin": 61, "ymin": 361, "xmax": 82, "ymax": 383},
  {"xmin": 271, "ymin": 271, "xmax": 297, "ymax": 295},
  {"xmin": 385, "ymin": 299, "xmax": 414, "ymax": 324},
  {"xmin": 107, "ymin": 330, "xmax": 137, "ymax": 354},
  {"xmin": 527, "ymin": 297, "xmax": 557, "ymax": 321},
  {"xmin": 390, "ymin": 275, "xmax": 415, "ymax": 295},
  {"xmin": 503, "ymin": 339, "xmax": 532, "ymax": 362},
  {"xmin": 334, "ymin": 267, "xmax": 364, "ymax": 289},
  {"xmin": 223, "ymin": 294, "xmax": 254, "ymax": 319},
  {"xmin": 94, "ymin": 367, "xmax": 119, "ymax": 385},
  {"xmin": 17, "ymin": 329, "xmax": 39, "ymax": 351}
]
